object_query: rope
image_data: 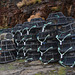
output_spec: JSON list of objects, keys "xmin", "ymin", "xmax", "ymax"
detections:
[
  {"xmin": 59, "ymin": 60, "xmax": 66, "ymax": 67},
  {"xmin": 25, "ymin": 58, "xmax": 33, "ymax": 62},
  {"xmin": 42, "ymin": 22, "xmax": 52, "ymax": 32},
  {"xmin": 58, "ymin": 47, "xmax": 72, "ymax": 58},
  {"xmin": 44, "ymin": 58, "xmax": 54, "ymax": 64},
  {"xmin": 15, "ymin": 30, "xmax": 22, "ymax": 36},
  {"xmin": 56, "ymin": 33, "xmax": 71, "ymax": 45},
  {"xmin": 27, "ymin": 25, "xmax": 36, "ymax": 35},
  {"xmin": 38, "ymin": 46, "xmax": 53, "ymax": 56},
  {"xmin": 55, "ymin": 15, "xmax": 59, "ymax": 18},
  {"xmin": 22, "ymin": 27, "xmax": 29, "ymax": 35},
  {"xmin": 70, "ymin": 61, "xmax": 75, "ymax": 68},
  {"xmin": 37, "ymin": 34, "xmax": 50, "ymax": 45},
  {"xmin": 17, "ymin": 46, "xmax": 26, "ymax": 56}
]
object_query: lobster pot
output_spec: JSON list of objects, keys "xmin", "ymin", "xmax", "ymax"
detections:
[
  {"xmin": 57, "ymin": 22, "xmax": 75, "ymax": 48},
  {"xmin": 0, "ymin": 40, "xmax": 16, "ymax": 63},
  {"xmin": 56, "ymin": 22, "xmax": 75, "ymax": 67},
  {"xmin": 47, "ymin": 12, "xmax": 65, "ymax": 19},
  {"xmin": 0, "ymin": 51, "xmax": 16, "ymax": 63},
  {"xmin": 57, "ymin": 29, "xmax": 75, "ymax": 61},
  {"xmin": 38, "ymin": 41, "xmax": 60, "ymax": 63},
  {"xmin": 41, "ymin": 49, "xmax": 60, "ymax": 63},
  {"xmin": 0, "ymin": 40, "xmax": 16, "ymax": 56},
  {"xmin": 37, "ymin": 25, "xmax": 59, "ymax": 63},
  {"xmin": 46, "ymin": 12, "xmax": 68, "ymax": 25},
  {"xmin": 61, "ymin": 52, "xmax": 75, "ymax": 66}
]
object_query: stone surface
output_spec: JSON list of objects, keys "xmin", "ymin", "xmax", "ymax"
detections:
[{"xmin": 0, "ymin": 60, "xmax": 74, "ymax": 75}]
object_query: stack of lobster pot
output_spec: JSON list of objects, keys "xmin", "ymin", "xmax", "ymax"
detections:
[
  {"xmin": 12, "ymin": 23, "xmax": 30, "ymax": 59},
  {"xmin": 25, "ymin": 18, "xmax": 46, "ymax": 62},
  {"xmin": 0, "ymin": 28, "xmax": 16, "ymax": 63},
  {"xmin": 56, "ymin": 22, "xmax": 75, "ymax": 67},
  {"xmin": 37, "ymin": 12, "xmax": 68, "ymax": 64}
]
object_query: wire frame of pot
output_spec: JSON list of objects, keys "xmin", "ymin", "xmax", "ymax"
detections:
[{"xmin": 0, "ymin": 51, "xmax": 16, "ymax": 63}]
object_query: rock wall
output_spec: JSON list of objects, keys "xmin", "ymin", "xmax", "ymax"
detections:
[{"xmin": 0, "ymin": 0, "xmax": 75, "ymax": 28}]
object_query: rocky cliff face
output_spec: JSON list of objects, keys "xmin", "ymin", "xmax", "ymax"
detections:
[{"xmin": 0, "ymin": 0, "xmax": 75, "ymax": 28}]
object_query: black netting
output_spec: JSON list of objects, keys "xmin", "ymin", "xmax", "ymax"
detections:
[{"xmin": 0, "ymin": 51, "xmax": 16, "ymax": 63}]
